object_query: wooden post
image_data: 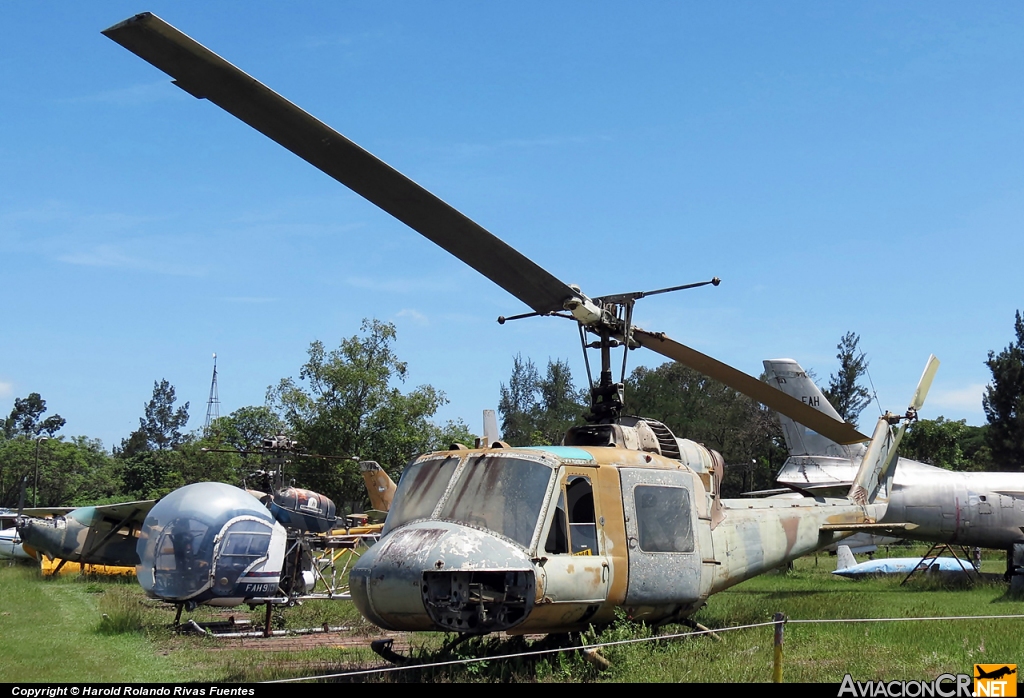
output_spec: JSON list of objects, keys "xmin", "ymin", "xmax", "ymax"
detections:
[{"xmin": 772, "ymin": 612, "xmax": 785, "ymax": 683}]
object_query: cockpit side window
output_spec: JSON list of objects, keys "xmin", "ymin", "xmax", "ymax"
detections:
[
  {"xmin": 633, "ymin": 485, "xmax": 693, "ymax": 553},
  {"xmin": 544, "ymin": 474, "xmax": 598, "ymax": 556}
]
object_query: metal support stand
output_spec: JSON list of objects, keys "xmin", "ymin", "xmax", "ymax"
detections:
[
  {"xmin": 899, "ymin": 543, "xmax": 977, "ymax": 586},
  {"xmin": 1009, "ymin": 544, "xmax": 1024, "ymax": 597}
]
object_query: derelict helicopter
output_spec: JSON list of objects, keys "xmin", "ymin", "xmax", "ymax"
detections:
[
  {"xmin": 135, "ymin": 435, "xmax": 391, "ymax": 613},
  {"xmin": 764, "ymin": 358, "xmax": 1024, "ymax": 589},
  {"xmin": 103, "ymin": 12, "xmax": 936, "ymax": 637}
]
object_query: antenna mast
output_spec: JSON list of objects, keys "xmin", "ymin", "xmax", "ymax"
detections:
[{"xmin": 204, "ymin": 353, "xmax": 220, "ymax": 433}]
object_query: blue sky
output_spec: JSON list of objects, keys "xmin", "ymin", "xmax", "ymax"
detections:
[{"xmin": 2, "ymin": 3, "xmax": 1022, "ymax": 450}]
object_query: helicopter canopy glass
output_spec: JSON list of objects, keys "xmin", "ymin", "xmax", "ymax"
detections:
[
  {"xmin": 136, "ymin": 482, "xmax": 276, "ymax": 601},
  {"xmin": 385, "ymin": 454, "xmax": 555, "ymax": 549},
  {"xmin": 384, "ymin": 455, "xmax": 460, "ymax": 533}
]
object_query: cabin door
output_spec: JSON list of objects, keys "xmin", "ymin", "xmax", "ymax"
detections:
[
  {"xmin": 619, "ymin": 468, "xmax": 701, "ymax": 606},
  {"xmin": 537, "ymin": 467, "xmax": 611, "ymax": 624}
]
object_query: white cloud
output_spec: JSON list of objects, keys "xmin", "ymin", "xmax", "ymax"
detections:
[
  {"xmin": 396, "ymin": 308, "xmax": 428, "ymax": 325},
  {"xmin": 67, "ymin": 81, "xmax": 186, "ymax": 107},
  {"xmin": 58, "ymin": 244, "xmax": 206, "ymax": 277},
  {"xmin": 929, "ymin": 383, "xmax": 986, "ymax": 411},
  {"xmin": 0, "ymin": 382, "xmax": 12, "ymax": 399}
]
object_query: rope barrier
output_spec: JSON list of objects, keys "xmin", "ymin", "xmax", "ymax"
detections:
[{"xmin": 263, "ymin": 612, "xmax": 1024, "ymax": 683}]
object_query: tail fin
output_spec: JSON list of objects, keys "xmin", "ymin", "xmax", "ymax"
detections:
[
  {"xmin": 483, "ymin": 409, "xmax": 500, "ymax": 447},
  {"xmin": 836, "ymin": 544, "xmax": 857, "ymax": 572},
  {"xmin": 359, "ymin": 460, "xmax": 397, "ymax": 514},
  {"xmin": 763, "ymin": 358, "xmax": 859, "ymax": 458},
  {"xmin": 848, "ymin": 355, "xmax": 939, "ymax": 505}
]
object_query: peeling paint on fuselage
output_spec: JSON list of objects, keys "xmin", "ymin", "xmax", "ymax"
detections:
[{"xmin": 351, "ymin": 443, "xmax": 886, "ymax": 634}]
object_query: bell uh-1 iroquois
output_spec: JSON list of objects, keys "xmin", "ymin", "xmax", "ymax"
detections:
[{"xmin": 103, "ymin": 12, "xmax": 937, "ymax": 637}]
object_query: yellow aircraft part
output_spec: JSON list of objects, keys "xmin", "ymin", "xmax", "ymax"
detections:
[{"xmin": 39, "ymin": 557, "xmax": 136, "ymax": 577}]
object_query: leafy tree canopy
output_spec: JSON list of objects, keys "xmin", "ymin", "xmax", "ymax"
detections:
[
  {"xmin": 498, "ymin": 355, "xmax": 587, "ymax": 446},
  {"xmin": 823, "ymin": 332, "xmax": 871, "ymax": 427},
  {"xmin": 3, "ymin": 393, "xmax": 65, "ymax": 439},
  {"xmin": 268, "ymin": 319, "xmax": 456, "ymax": 506},
  {"xmin": 0, "ymin": 436, "xmax": 118, "ymax": 508},
  {"xmin": 624, "ymin": 362, "xmax": 785, "ymax": 497},
  {"xmin": 983, "ymin": 310, "xmax": 1024, "ymax": 469}
]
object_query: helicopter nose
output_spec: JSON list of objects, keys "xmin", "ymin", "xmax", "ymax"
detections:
[{"xmin": 351, "ymin": 521, "xmax": 537, "ymax": 634}]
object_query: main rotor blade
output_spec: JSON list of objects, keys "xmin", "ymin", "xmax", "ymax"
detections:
[
  {"xmin": 103, "ymin": 13, "xmax": 577, "ymax": 315},
  {"xmin": 633, "ymin": 328, "xmax": 870, "ymax": 445}
]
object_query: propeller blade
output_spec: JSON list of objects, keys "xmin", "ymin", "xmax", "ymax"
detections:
[
  {"xmin": 909, "ymin": 354, "xmax": 940, "ymax": 412},
  {"xmin": 16, "ymin": 475, "xmax": 27, "ymax": 518},
  {"xmin": 103, "ymin": 13, "xmax": 577, "ymax": 315},
  {"xmin": 633, "ymin": 328, "xmax": 870, "ymax": 445}
]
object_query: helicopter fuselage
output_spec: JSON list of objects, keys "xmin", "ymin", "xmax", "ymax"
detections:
[{"xmin": 351, "ymin": 443, "xmax": 882, "ymax": 634}]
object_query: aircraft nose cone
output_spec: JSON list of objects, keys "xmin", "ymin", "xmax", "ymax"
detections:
[{"xmin": 351, "ymin": 522, "xmax": 536, "ymax": 633}]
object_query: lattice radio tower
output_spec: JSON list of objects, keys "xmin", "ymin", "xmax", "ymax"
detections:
[{"xmin": 204, "ymin": 353, "xmax": 220, "ymax": 433}]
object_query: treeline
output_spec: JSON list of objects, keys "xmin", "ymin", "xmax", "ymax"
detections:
[
  {"xmin": 498, "ymin": 314, "xmax": 1024, "ymax": 497},
  {"xmin": 0, "ymin": 319, "xmax": 472, "ymax": 511},
  {"xmin": 4, "ymin": 312, "xmax": 1023, "ymax": 510}
]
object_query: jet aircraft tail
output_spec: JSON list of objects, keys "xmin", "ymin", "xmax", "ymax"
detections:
[
  {"xmin": 762, "ymin": 358, "xmax": 861, "ymax": 458},
  {"xmin": 835, "ymin": 544, "xmax": 858, "ymax": 572}
]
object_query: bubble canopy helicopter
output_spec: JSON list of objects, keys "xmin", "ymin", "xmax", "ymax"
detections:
[{"xmin": 103, "ymin": 13, "xmax": 937, "ymax": 636}]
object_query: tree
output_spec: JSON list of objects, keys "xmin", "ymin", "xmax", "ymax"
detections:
[
  {"xmin": 0, "ymin": 436, "xmax": 118, "ymax": 508},
  {"xmin": 206, "ymin": 406, "xmax": 286, "ymax": 454},
  {"xmin": 624, "ymin": 362, "xmax": 786, "ymax": 496},
  {"xmin": 113, "ymin": 380, "xmax": 191, "ymax": 498},
  {"xmin": 139, "ymin": 379, "xmax": 190, "ymax": 451},
  {"xmin": 983, "ymin": 310, "xmax": 1024, "ymax": 469},
  {"xmin": 3, "ymin": 393, "xmax": 65, "ymax": 439},
  {"xmin": 268, "ymin": 319, "xmax": 451, "ymax": 506},
  {"xmin": 498, "ymin": 356, "xmax": 587, "ymax": 446},
  {"xmin": 902, "ymin": 417, "xmax": 968, "ymax": 471},
  {"xmin": 823, "ymin": 332, "xmax": 871, "ymax": 426}
]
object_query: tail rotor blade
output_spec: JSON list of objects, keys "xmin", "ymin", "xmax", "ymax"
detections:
[{"xmin": 909, "ymin": 355, "xmax": 940, "ymax": 412}]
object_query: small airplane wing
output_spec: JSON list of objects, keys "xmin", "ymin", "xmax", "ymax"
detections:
[
  {"xmin": 17, "ymin": 506, "xmax": 76, "ymax": 518},
  {"xmin": 91, "ymin": 500, "xmax": 157, "ymax": 525}
]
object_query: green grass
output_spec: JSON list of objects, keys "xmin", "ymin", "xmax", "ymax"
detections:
[
  {"xmin": 1, "ymin": 546, "xmax": 1021, "ymax": 683},
  {"xmin": 0, "ymin": 565, "xmax": 182, "ymax": 682}
]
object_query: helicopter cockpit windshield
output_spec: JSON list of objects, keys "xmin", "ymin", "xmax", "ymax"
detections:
[
  {"xmin": 136, "ymin": 482, "xmax": 285, "ymax": 603},
  {"xmin": 384, "ymin": 453, "xmax": 555, "ymax": 549}
]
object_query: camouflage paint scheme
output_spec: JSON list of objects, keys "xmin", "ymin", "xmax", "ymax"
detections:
[{"xmin": 351, "ymin": 413, "xmax": 900, "ymax": 634}]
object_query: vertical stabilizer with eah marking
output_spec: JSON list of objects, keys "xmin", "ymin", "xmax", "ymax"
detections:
[
  {"xmin": 848, "ymin": 355, "xmax": 939, "ymax": 505},
  {"xmin": 762, "ymin": 358, "xmax": 863, "ymax": 458}
]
